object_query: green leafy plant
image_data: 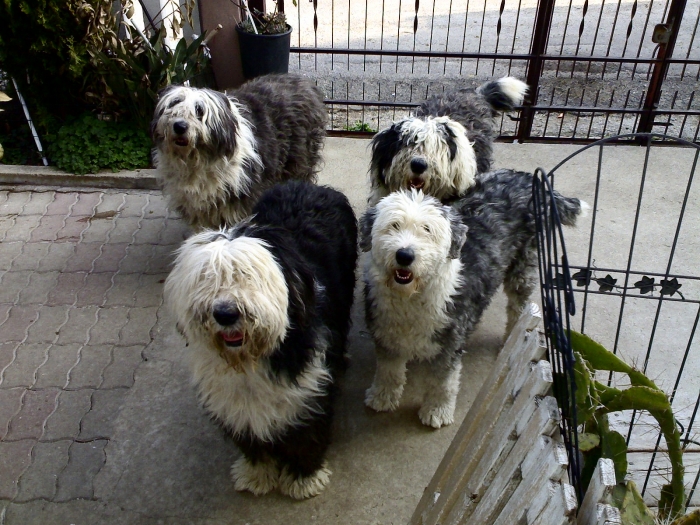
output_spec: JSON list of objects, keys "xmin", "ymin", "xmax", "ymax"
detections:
[
  {"xmin": 570, "ymin": 331, "xmax": 688, "ymax": 523},
  {"xmin": 47, "ymin": 114, "xmax": 150, "ymax": 175},
  {"xmin": 236, "ymin": 0, "xmax": 297, "ymax": 34},
  {"xmin": 345, "ymin": 120, "xmax": 376, "ymax": 133}
]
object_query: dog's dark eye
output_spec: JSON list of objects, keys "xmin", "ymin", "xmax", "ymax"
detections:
[
  {"xmin": 423, "ymin": 225, "xmax": 431, "ymax": 234},
  {"xmin": 168, "ymin": 98, "xmax": 182, "ymax": 109},
  {"xmin": 195, "ymin": 104, "xmax": 204, "ymax": 119},
  {"xmin": 390, "ymin": 222, "xmax": 400, "ymax": 230}
]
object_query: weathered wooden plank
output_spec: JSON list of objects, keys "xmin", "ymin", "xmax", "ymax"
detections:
[
  {"xmin": 577, "ymin": 458, "xmax": 616, "ymax": 525},
  {"xmin": 529, "ymin": 482, "xmax": 578, "ymax": 525},
  {"xmin": 453, "ymin": 398, "xmax": 561, "ymax": 525},
  {"xmin": 410, "ymin": 304, "xmax": 542, "ymax": 525},
  {"xmin": 595, "ymin": 503, "xmax": 622, "ymax": 525}
]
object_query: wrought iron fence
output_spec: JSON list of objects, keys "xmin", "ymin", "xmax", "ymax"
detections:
[
  {"xmin": 284, "ymin": 0, "xmax": 700, "ymax": 143},
  {"xmin": 536, "ymin": 133, "xmax": 700, "ymax": 508}
]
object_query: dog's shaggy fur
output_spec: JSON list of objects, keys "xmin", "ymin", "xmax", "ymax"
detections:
[
  {"xmin": 165, "ymin": 181, "xmax": 357, "ymax": 499},
  {"xmin": 360, "ymin": 169, "xmax": 585, "ymax": 428},
  {"xmin": 152, "ymin": 75, "xmax": 328, "ymax": 229},
  {"xmin": 368, "ymin": 77, "xmax": 528, "ymax": 205}
]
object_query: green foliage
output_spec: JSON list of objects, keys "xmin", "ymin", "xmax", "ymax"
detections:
[
  {"xmin": 48, "ymin": 114, "xmax": 150, "ymax": 175},
  {"xmin": 237, "ymin": 0, "xmax": 297, "ymax": 34},
  {"xmin": 570, "ymin": 331, "xmax": 686, "ymax": 521},
  {"xmin": 345, "ymin": 120, "xmax": 377, "ymax": 133},
  {"xmin": 611, "ymin": 481, "xmax": 656, "ymax": 525}
]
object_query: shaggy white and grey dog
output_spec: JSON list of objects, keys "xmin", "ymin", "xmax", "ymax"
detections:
[
  {"xmin": 368, "ymin": 77, "xmax": 528, "ymax": 205},
  {"xmin": 360, "ymin": 170, "xmax": 585, "ymax": 428},
  {"xmin": 165, "ymin": 181, "xmax": 357, "ymax": 499},
  {"xmin": 151, "ymin": 74, "xmax": 328, "ymax": 229}
]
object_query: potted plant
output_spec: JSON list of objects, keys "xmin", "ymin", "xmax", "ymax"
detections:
[{"xmin": 234, "ymin": 0, "xmax": 297, "ymax": 79}]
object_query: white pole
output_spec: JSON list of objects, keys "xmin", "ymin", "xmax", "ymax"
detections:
[{"xmin": 11, "ymin": 78, "xmax": 48, "ymax": 167}]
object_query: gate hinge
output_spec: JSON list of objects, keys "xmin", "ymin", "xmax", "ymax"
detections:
[{"xmin": 652, "ymin": 23, "xmax": 671, "ymax": 44}]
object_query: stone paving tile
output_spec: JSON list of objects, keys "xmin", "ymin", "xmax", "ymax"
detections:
[
  {"xmin": 108, "ymin": 216, "xmax": 142, "ymax": 244},
  {"xmin": 28, "ymin": 213, "xmax": 64, "ymax": 242},
  {"xmin": 34, "ymin": 344, "xmax": 81, "ymax": 389},
  {"xmin": 0, "ymin": 343, "xmax": 50, "ymax": 388},
  {"xmin": 120, "ymin": 307, "xmax": 159, "ymax": 346},
  {"xmin": 64, "ymin": 242, "xmax": 103, "ymax": 273},
  {"xmin": 119, "ymin": 193, "xmax": 150, "ymax": 217},
  {"xmin": 0, "ymin": 305, "xmax": 39, "ymax": 342},
  {"xmin": 143, "ymin": 193, "xmax": 169, "ymax": 218},
  {"xmin": 0, "ymin": 304, "xmax": 11, "ymax": 327},
  {"xmin": 56, "ymin": 307, "xmax": 98, "ymax": 345},
  {"xmin": 36, "ymin": 243, "xmax": 75, "ymax": 272},
  {"xmin": 25, "ymin": 306, "xmax": 68, "ymax": 344},
  {"xmin": 76, "ymin": 273, "xmax": 114, "ymax": 307},
  {"xmin": 0, "ymin": 215, "xmax": 15, "ymax": 242},
  {"xmin": 18, "ymin": 271, "xmax": 60, "ymax": 305},
  {"xmin": 6, "ymin": 388, "xmax": 59, "ymax": 441},
  {"xmin": 0, "ymin": 271, "xmax": 32, "ymax": 304},
  {"xmin": 89, "ymin": 307, "xmax": 130, "ymax": 346},
  {"xmin": 0, "ymin": 241, "xmax": 22, "ymax": 270},
  {"xmin": 42, "ymin": 389, "xmax": 92, "ymax": 441},
  {"xmin": 0, "ymin": 440, "xmax": 34, "ymax": 499},
  {"xmin": 55, "ymin": 439, "xmax": 108, "ymax": 501},
  {"xmin": 0, "ymin": 388, "xmax": 24, "ymax": 439},
  {"xmin": 3, "ymin": 215, "xmax": 41, "ymax": 242},
  {"xmin": 72, "ymin": 192, "xmax": 102, "ymax": 216},
  {"xmin": 0, "ymin": 341, "xmax": 19, "ymax": 377},
  {"xmin": 79, "ymin": 388, "xmax": 128, "ymax": 440},
  {"xmin": 21, "ymin": 192, "xmax": 55, "ymax": 216},
  {"xmin": 15, "ymin": 440, "xmax": 71, "ymax": 502},
  {"xmin": 94, "ymin": 193, "xmax": 125, "ymax": 215},
  {"xmin": 46, "ymin": 272, "xmax": 86, "ymax": 307},
  {"xmin": 80, "ymin": 218, "xmax": 116, "ymax": 243},
  {"xmin": 104, "ymin": 274, "xmax": 139, "ymax": 306},
  {"xmin": 0, "ymin": 192, "xmax": 31, "ymax": 215},
  {"xmin": 10, "ymin": 242, "xmax": 51, "ymax": 272},
  {"xmin": 93, "ymin": 243, "xmax": 129, "ymax": 273},
  {"xmin": 118, "ymin": 244, "xmax": 155, "ymax": 274},
  {"xmin": 159, "ymin": 219, "xmax": 188, "ymax": 246},
  {"xmin": 45, "ymin": 193, "xmax": 77, "ymax": 216},
  {"xmin": 56, "ymin": 216, "xmax": 90, "ymax": 242},
  {"xmin": 68, "ymin": 345, "xmax": 112, "ymax": 389},
  {"xmin": 132, "ymin": 217, "xmax": 165, "ymax": 244},
  {"xmin": 148, "ymin": 244, "xmax": 178, "ymax": 274},
  {"xmin": 134, "ymin": 274, "xmax": 167, "ymax": 308},
  {"xmin": 101, "ymin": 346, "xmax": 143, "ymax": 388}
]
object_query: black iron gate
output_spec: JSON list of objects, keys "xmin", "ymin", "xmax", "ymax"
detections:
[{"xmin": 282, "ymin": 0, "xmax": 699, "ymax": 143}]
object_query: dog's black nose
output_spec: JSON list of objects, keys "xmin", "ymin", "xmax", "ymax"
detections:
[
  {"xmin": 395, "ymin": 248, "xmax": 415, "ymax": 266},
  {"xmin": 173, "ymin": 121, "xmax": 189, "ymax": 135},
  {"xmin": 410, "ymin": 157, "xmax": 428, "ymax": 174},
  {"xmin": 213, "ymin": 304, "xmax": 240, "ymax": 326}
]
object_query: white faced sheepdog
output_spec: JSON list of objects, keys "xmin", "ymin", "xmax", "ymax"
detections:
[
  {"xmin": 165, "ymin": 181, "xmax": 357, "ymax": 499},
  {"xmin": 151, "ymin": 74, "xmax": 328, "ymax": 229},
  {"xmin": 360, "ymin": 169, "xmax": 586, "ymax": 428},
  {"xmin": 368, "ymin": 77, "xmax": 528, "ymax": 205}
]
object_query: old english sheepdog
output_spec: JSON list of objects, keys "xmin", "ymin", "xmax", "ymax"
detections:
[
  {"xmin": 360, "ymin": 169, "xmax": 586, "ymax": 428},
  {"xmin": 151, "ymin": 74, "xmax": 328, "ymax": 229},
  {"xmin": 368, "ymin": 77, "xmax": 528, "ymax": 205},
  {"xmin": 165, "ymin": 181, "xmax": 357, "ymax": 499}
]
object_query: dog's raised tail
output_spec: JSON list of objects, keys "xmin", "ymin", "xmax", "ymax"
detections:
[
  {"xmin": 478, "ymin": 77, "xmax": 529, "ymax": 113},
  {"xmin": 553, "ymin": 193, "xmax": 589, "ymax": 227}
]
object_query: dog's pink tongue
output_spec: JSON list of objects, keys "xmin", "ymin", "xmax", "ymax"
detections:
[{"xmin": 221, "ymin": 332, "xmax": 243, "ymax": 343}]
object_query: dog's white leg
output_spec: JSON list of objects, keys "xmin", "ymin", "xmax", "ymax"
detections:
[
  {"xmin": 365, "ymin": 352, "xmax": 408, "ymax": 412},
  {"xmin": 230, "ymin": 456, "xmax": 280, "ymax": 495},
  {"xmin": 418, "ymin": 358, "xmax": 462, "ymax": 428},
  {"xmin": 279, "ymin": 463, "xmax": 332, "ymax": 499}
]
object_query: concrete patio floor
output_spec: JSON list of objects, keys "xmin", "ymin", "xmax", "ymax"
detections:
[{"xmin": 0, "ymin": 137, "xmax": 699, "ymax": 524}]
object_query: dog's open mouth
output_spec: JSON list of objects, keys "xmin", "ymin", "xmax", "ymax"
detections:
[
  {"xmin": 219, "ymin": 331, "xmax": 244, "ymax": 347},
  {"xmin": 394, "ymin": 268, "xmax": 414, "ymax": 284},
  {"xmin": 174, "ymin": 137, "xmax": 189, "ymax": 147},
  {"xmin": 409, "ymin": 178, "xmax": 425, "ymax": 190}
]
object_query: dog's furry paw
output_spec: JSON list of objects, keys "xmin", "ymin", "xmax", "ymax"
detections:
[
  {"xmin": 418, "ymin": 403, "xmax": 455, "ymax": 429},
  {"xmin": 231, "ymin": 456, "xmax": 280, "ymax": 495},
  {"xmin": 279, "ymin": 464, "xmax": 332, "ymax": 499},
  {"xmin": 365, "ymin": 384, "xmax": 402, "ymax": 412}
]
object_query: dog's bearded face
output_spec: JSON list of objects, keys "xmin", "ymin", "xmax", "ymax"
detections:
[
  {"xmin": 370, "ymin": 117, "xmax": 478, "ymax": 200},
  {"xmin": 165, "ymin": 230, "xmax": 290, "ymax": 371},
  {"xmin": 151, "ymin": 86, "xmax": 239, "ymax": 163},
  {"xmin": 360, "ymin": 190, "xmax": 468, "ymax": 294}
]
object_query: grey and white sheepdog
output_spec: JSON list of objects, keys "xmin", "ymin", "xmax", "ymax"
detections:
[
  {"xmin": 151, "ymin": 74, "xmax": 328, "ymax": 229},
  {"xmin": 360, "ymin": 169, "xmax": 586, "ymax": 428},
  {"xmin": 165, "ymin": 181, "xmax": 357, "ymax": 500},
  {"xmin": 368, "ymin": 77, "xmax": 528, "ymax": 205}
]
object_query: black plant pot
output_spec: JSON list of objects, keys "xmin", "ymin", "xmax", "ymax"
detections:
[{"xmin": 235, "ymin": 24, "xmax": 292, "ymax": 80}]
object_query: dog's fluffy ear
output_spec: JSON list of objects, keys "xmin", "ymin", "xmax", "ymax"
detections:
[
  {"xmin": 359, "ymin": 207, "xmax": 377, "ymax": 252},
  {"xmin": 446, "ymin": 208, "xmax": 468, "ymax": 259},
  {"xmin": 208, "ymin": 89, "xmax": 238, "ymax": 157},
  {"xmin": 370, "ymin": 123, "xmax": 404, "ymax": 184}
]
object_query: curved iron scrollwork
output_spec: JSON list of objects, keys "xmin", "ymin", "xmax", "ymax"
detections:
[{"xmin": 571, "ymin": 268, "xmax": 686, "ymax": 300}]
